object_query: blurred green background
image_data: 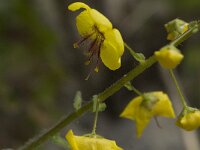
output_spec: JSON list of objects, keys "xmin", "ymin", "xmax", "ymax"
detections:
[{"xmin": 0, "ymin": 0, "xmax": 200, "ymax": 149}]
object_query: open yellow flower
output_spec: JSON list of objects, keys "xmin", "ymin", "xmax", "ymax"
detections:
[
  {"xmin": 66, "ymin": 130, "xmax": 123, "ymax": 150},
  {"xmin": 154, "ymin": 45, "xmax": 184, "ymax": 69},
  {"xmin": 68, "ymin": 2, "xmax": 124, "ymax": 71},
  {"xmin": 120, "ymin": 91, "xmax": 175, "ymax": 138},
  {"xmin": 176, "ymin": 108, "xmax": 200, "ymax": 131}
]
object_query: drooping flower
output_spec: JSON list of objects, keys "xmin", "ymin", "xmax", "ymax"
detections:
[
  {"xmin": 68, "ymin": 2, "xmax": 124, "ymax": 71},
  {"xmin": 176, "ymin": 107, "xmax": 200, "ymax": 131},
  {"xmin": 120, "ymin": 91, "xmax": 175, "ymax": 138},
  {"xmin": 154, "ymin": 45, "xmax": 184, "ymax": 69},
  {"xmin": 66, "ymin": 130, "xmax": 123, "ymax": 150},
  {"xmin": 165, "ymin": 18, "xmax": 189, "ymax": 41}
]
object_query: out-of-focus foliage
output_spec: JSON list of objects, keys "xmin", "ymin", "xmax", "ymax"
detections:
[{"xmin": 0, "ymin": 0, "xmax": 67, "ymax": 148}]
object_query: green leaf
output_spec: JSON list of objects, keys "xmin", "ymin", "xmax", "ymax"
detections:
[{"xmin": 73, "ymin": 91, "xmax": 82, "ymax": 111}]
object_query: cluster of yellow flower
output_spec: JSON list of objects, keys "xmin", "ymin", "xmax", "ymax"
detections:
[{"xmin": 66, "ymin": 2, "xmax": 200, "ymax": 150}]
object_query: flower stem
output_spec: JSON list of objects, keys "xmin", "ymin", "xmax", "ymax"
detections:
[
  {"xmin": 124, "ymin": 42, "xmax": 145, "ymax": 63},
  {"xmin": 132, "ymin": 86, "xmax": 143, "ymax": 96},
  {"xmin": 169, "ymin": 69, "xmax": 187, "ymax": 108},
  {"xmin": 91, "ymin": 100, "xmax": 100, "ymax": 136},
  {"xmin": 17, "ymin": 21, "xmax": 200, "ymax": 150}
]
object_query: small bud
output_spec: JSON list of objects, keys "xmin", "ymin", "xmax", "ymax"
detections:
[
  {"xmin": 154, "ymin": 45, "xmax": 184, "ymax": 69},
  {"xmin": 165, "ymin": 18, "xmax": 189, "ymax": 41},
  {"xmin": 176, "ymin": 107, "xmax": 200, "ymax": 131}
]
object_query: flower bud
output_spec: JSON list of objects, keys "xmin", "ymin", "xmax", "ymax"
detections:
[
  {"xmin": 176, "ymin": 108, "xmax": 200, "ymax": 131},
  {"xmin": 165, "ymin": 18, "xmax": 189, "ymax": 41},
  {"xmin": 154, "ymin": 45, "xmax": 184, "ymax": 69}
]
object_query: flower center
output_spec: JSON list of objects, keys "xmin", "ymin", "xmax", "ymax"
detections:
[{"xmin": 74, "ymin": 26, "xmax": 105, "ymax": 79}]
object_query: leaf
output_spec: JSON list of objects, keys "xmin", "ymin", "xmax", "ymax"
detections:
[{"xmin": 73, "ymin": 91, "xmax": 82, "ymax": 111}]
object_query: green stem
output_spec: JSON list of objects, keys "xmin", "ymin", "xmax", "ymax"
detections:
[
  {"xmin": 124, "ymin": 42, "xmax": 138, "ymax": 56},
  {"xmin": 91, "ymin": 100, "xmax": 100, "ymax": 135},
  {"xmin": 18, "ymin": 21, "xmax": 200, "ymax": 150},
  {"xmin": 131, "ymin": 86, "xmax": 143, "ymax": 96},
  {"xmin": 169, "ymin": 69, "xmax": 187, "ymax": 107}
]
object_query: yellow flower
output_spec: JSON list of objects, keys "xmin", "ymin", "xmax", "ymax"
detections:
[
  {"xmin": 68, "ymin": 2, "xmax": 124, "ymax": 71},
  {"xmin": 120, "ymin": 91, "xmax": 175, "ymax": 138},
  {"xmin": 66, "ymin": 130, "xmax": 123, "ymax": 150},
  {"xmin": 154, "ymin": 45, "xmax": 184, "ymax": 69},
  {"xmin": 165, "ymin": 19, "xmax": 189, "ymax": 41},
  {"xmin": 176, "ymin": 108, "xmax": 200, "ymax": 131}
]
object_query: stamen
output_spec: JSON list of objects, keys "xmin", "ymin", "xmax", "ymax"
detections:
[
  {"xmin": 75, "ymin": 27, "xmax": 105, "ymax": 80},
  {"xmin": 74, "ymin": 33, "xmax": 94, "ymax": 48}
]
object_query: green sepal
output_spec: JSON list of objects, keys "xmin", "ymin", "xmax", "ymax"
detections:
[
  {"xmin": 142, "ymin": 93, "xmax": 159, "ymax": 110},
  {"xmin": 92, "ymin": 95, "xmax": 106, "ymax": 112}
]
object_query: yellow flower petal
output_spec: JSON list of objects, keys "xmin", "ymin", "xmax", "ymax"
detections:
[
  {"xmin": 106, "ymin": 28, "xmax": 124, "ymax": 56},
  {"xmin": 65, "ymin": 130, "xmax": 123, "ymax": 150},
  {"xmin": 68, "ymin": 2, "xmax": 90, "ymax": 11},
  {"xmin": 120, "ymin": 96, "xmax": 152, "ymax": 138},
  {"xmin": 76, "ymin": 10, "xmax": 95, "ymax": 36},
  {"xmin": 135, "ymin": 107, "xmax": 152, "ymax": 138},
  {"xmin": 120, "ymin": 97, "xmax": 142, "ymax": 120},
  {"xmin": 66, "ymin": 130, "xmax": 79, "ymax": 150},
  {"xmin": 90, "ymin": 9, "xmax": 113, "ymax": 33},
  {"xmin": 152, "ymin": 92, "xmax": 175, "ymax": 118},
  {"xmin": 100, "ymin": 42, "xmax": 120, "ymax": 70},
  {"xmin": 176, "ymin": 110, "xmax": 200, "ymax": 131},
  {"xmin": 154, "ymin": 46, "xmax": 184, "ymax": 69},
  {"xmin": 100, "ymin": 29, "xmax": 124, "ymax": 70}
]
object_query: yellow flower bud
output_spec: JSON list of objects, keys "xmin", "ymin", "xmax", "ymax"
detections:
[
  {"xmin": 66, "ymin": 130, "xmax": 123, "ymax": 150},
  {"xmin": 120, "ymin": 91, "xmax": 175, "ymax": 138},
  {"xmin": 176, "ymin": 108, "xmax": 200, "ymax": 131},
  {"xmin": 68, "ymin": 2, "xmax": 124, "ymax": 71},
  {"xmin": 165, "ymin": 18, "xmax": 189, "ymax": 41},
  {"xmin": 154, "ymin": 45, "xmax": 184, "ymax": 69}
]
